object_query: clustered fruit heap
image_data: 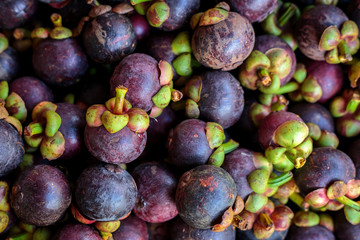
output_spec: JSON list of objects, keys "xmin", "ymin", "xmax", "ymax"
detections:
[{"xmin": 1, "ymin": 0, "xmax": 360, "ymax": 240}]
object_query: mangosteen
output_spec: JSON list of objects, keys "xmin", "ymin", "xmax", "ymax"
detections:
[
  {"xmin": 83, "ymin": 4, "xmax": 136, "ymax": 63},
  {"xmin": 0, "ymin": 0, "xmax": 38, "ymax": 29},
  {"xmin": 132, "ymin": 162, "xmax": 178, "ymax": 223},
  {"xmin": 112, "ymin": 215, "xmax": 148, "ymax": 240},
  {"xmin": 227, "ymin": 0, "xmax": 277, "ymax": 23},
  {"xmin": 9, "ymin": 77, "xmax": 53, "ymax": 112},
  {"xmin": 75, "ymin": 164, "xmax": 138, "ymax": 221},
  {"xmin": 32, "ymin": 14, "xmax": 88, "ymax": 87},
  {"xmin": 286, "ymin": 225, "xmax": 335, "ymax": 240},
  {"xmin": 170, "ymin": 217, "xmax": 236, "ymax": 240},
  {"xmin": 52, "ymin": 223, "xmax": 102, "ymax": 240},
  {"xmin": 296, "ymin": 4, "xmax": 359, "ymax": 64},
  {"xmin": 335, "ymin": 210, "xmax": 360, "ymax": 240},
  {"xmin": 175, "ymin": 165, "xmax": 236, "ymax": 229},
  {"xmin": 10, "ymin": 164, "xmax": 72, "ymax": 226},
  {"xmin": 0, "ymin": 35, "xmax": 19, "ymax": 82},
  {"xmin": 184, "ymin": 71, "xmax": 244, "ymax": 129},
  {"xmin": 85, "ymin": 86, "xmax": 148, "ymax": 164},
  {"xmin": 191, "ymin": 2, "xmax": 255, "ymax": 71},
  {"xmin": 0, "ymin": 119, "xmax": 24, "ymax": 177}
]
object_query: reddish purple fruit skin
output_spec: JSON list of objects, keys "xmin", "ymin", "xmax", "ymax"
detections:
[
  {"xmin": 112, "ymin": 215, "xmax": 149, "ymax": 240},
  {"xmin": 227, "ymin": 0, "xmax": 277, "ymax": 23},
  {"xmin": 304, "ymin": 59, "xmax": 344, "ymax": 103},
  {"xmin": 222, "ymin": 148, "xmax": 257, "ymax": 200},
  {"xmin": 288, "ymin": 102, "xmax": 335, "ymax": 133},
  {"xmin": 110, "ymin": 53, "xmax": 161, "ymax": 112},
  {"xmin": 296, "ymin": 5, "xmax": 348, "ymax": 61},
  {"xmin": 0, "ymin": 47, "xmax": 19, "ymax": 82},
  {"xmin": 159, "ymin": 0, "xmax": 200, "ymax": 31},
  {"xmin": 132, "ymin": 162, "xmax": 178, "ymax": 223},
  {"xmin": 84, "ymin": 125, "xmax": 147, "ymax": 164},
  {"xmin": 32, "ymin": 38, "xmax": 88, "ymax": 87},
  {"xmin": 146, "ymin": 32, "xmax": 177, "ymax": 64},
  {"xmin": 294, "ymin": 147, "xmax": 356, "ymax": 195},
  {"xmin": 258, "ymin": 111, "xmax": 304, "ymax": 150},
  {"xmin": 129, "ymin": 13, "xmax": 151, "ymax": 42},
  {"xmin": 56, "ymin": 103, "xmax": 86, "ymax": 160},
  {"xmin": 286, "ymin": 225, "xmax": 335, "ymax": 240},
  {"xmin": 198, "ymin": 71, "xmax": 244, "ymax": 129},
  {"xmin": 170, "ymin": 217, "xmax": 236, "ymax": 240},
  {"xmin": 0, "ymin": 0, "xmax": 37, "ymax": 29},
  {"xmin": 9, "ymin": 77, "xmax": 54, "ymax": 112},
  {"xmin": 254, "ymin": 35, "xmax": 296, "ymax": 86},
  {"xmin": 176, "ymin": 165, "xmax": 237, "ymax": 229},
  {"xmin": 335, "ymin": 211, "xmax": 360, "ymax": 240},
  {"xmin": 83, "ymin": 12, "xmax": 136, "ymax": 64},
  {"xmin": 168, "ymin": 119, "xmax": 213, "ymax": 169},
  {"xmin": 0, "ymin": 120, "xmax": 25, "ymax": 177},
  {"xmin": 237, "ymin": 229, "xmax": 288, "ymax": 240},
  {"xmin": 52, "ymin": 223, "xmax": 102, "ymax": 240},
  {"xmin": 192, "ymin": 12, "xmax": 255, "ymax": 71},
  {"xmin": 75, "ymin": 164, "xmax": 138, "ymax": 221},
  {"xmin": 10, "ymin": 165, "xmax": 72, "ymax": 226}
]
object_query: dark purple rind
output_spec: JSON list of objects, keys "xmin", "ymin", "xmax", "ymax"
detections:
[
  {"xmin": 110, "ymin": 53, "xmax": 161, "ymax": 112},
  {"xmin": 58, "ymin": 0, "xmax": 92, "ymax": 29},
  {"xmin": 52, "ymin": 223, "xmax": 102, "ymax": 240},
  {"xmin": 32, "ymin": 38, "xmax": 88, "ymax": 87},
  {"xmin": 192, "ymin": 12, "xmax": 255, "ymax": 71},
  {"xmin": 175, "ymin": 165, "xmax": 237, "ymax": 229},
  {"xmin": 296, "ymin": 5, "xmax": 348, "ymax": 61},
  {"xmin": 39, "ymin": 0, "xmax": 65, "ymax": 3},
  {"xmin": 348, "ymin": 138, "xmax": 360, "ymax": 178},
  {"xmin": 10, "ymin": 165, "xmax": 71, "ymax": 226},
  {"xmin": 254, "ymin": 35, "xmax": 297, "ymax": 86},
  {"xmin": 227, "ymin": 0, "xmax": 277, "ymax": 23},
  {"xmin": 198, "ymin": 71, "xmax": 244, "ymax": 129},
  {"xmin": 0, "ymin": 47, "xmax": 19, "ymax": 82},
  {"xmin": 170, "ymin": 217, "xmax": 236, "ymax": 240},
  {"xmin": 75, "ymin": 164, "xmax": 138, "ymax": 221},
  {"xmin": 132, "ymin": 162, "xmax": 178, "ymax": 223},
  {"xmin": 304, "ymin": 59, "xmax": 344, "ymax": 103},
  {"xmin": 159, "ymin": 0, "xmax": 201, "ymax": 31},
  {"xmin": 112, "ymin": 215, "xmax": 148, "ymax": 240},
  {"xmin": 288, "ymin": 102, "xmax": 335, "ymax": 133},
  {"xmin": 285, "ymin": 225, "xmax": 335, "ymax": 240},
  {"xmin": 9, "ymin": 77, "xmax": 54, "ymax": 112},
  {"xmin": 168, "ymin": 119, "xmax": 213, "ymax": 169},
  {"xmin": 294, "ymin": 147, "xmax": 356, "ymax": 195},
  {"xmin": 146, "ymin": 32, "xmax": 176, "ymax": 64},
  {"xmin": 0, "ymin": 0, "xmax": 37, "ymax": 29},
  {"xmin": 334, "ymin": 210, "xmax": 360, "ymax": 240},
  {"xmin": 258, "ymin": 111, "xmax": 304, "ymax": 150},
  {"xmin": 84, "ymin": 125, "xmax": 147, "ymax": 164},
  {"xmin": 129, "ymin": 13, "xmax": 151, "ymax": 42},
  {"xmin": 83, "ymin": 12, "xmax": 136, "ymax": 64},
  {"xmin": 56, "ymin": 103, "xmax": 86, "ymax": 160},
  {"xmin": 0, "ymin": 120, "xmax": 24, "ymax": 177},
  {"xmin": 222, "ymin": 148, "xmax": 256, "ymax": 200},
  {"xmin": 236, "ymin": 229, "xmax": 288, "ymax": 240}
]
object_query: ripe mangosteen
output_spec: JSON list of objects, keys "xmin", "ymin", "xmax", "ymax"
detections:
[
  {"xmin": 191, "ymin": 2, "xmax": 255, "ymax": 71},
  {"xmin": 335, "ymin": 210, "xmax": 360, "ymax": 240},
  {"xmin": 83, "ymin": 4, "xmax": 136, "ymax": 63},
  {"xmin": 32, "ymin": 14, "xmax": 88, "ymax": 87},
  {"xmin": 132, "ymin": 162, "xmax": 178, "ymax": 223},
  {"xmin": 52, "ymin": 223, "xmax": 102, "ymax": 240},
  {"xmin": 9, "ymin": 77, "xmax": 54, "ymax": 112},
  {"xmin": 0, "ymin": 35, "xmax": 19, "ymax": 82},
  {"xmin": 112, "ymin": 215, "xmax": 148, "ymax": 240},
  {"xmin": 75, "ymin": 164, "xmax": 138, "ymax": 221},
  {"xmin": 226, "ymin": 0, "xmax": 277, "ymax": 23},
  {"xmin": 0, "ymin": 119, "xmax": 24, "ymax": 177},
  {"xmin": 286, "ymin": 225, "xmax": 335, "ymax": 240},
  {"xmin": 184, "ymin": 71, "xmax": 244, "ymax": 129},
  {"xmin": 0, "ymin": 0, "xmax": 38, "ymax": 29},
  {"xmin": 175, "ymin": 165, "xmax": 236, "ymax": 229},
  {"xmin": 10, "ymin": 164, "xmax": 72, "ymax": 226}
]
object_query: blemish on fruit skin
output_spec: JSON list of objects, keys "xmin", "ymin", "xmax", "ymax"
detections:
[
  {"xmin": 194, "ymin": 134, "xmax": 199, "ymax": 138},
  {"xmin": 199, "ymin": 176, "xmax": 219, "ymax": 192}
]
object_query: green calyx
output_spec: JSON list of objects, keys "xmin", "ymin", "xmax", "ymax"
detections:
[
  {"xmin": 346, "ymin": 179, "xmax": 360, "ymax": 199},
  {"xmin": 71, "ymin": 204, "xmax": 96, "ymax": 225},
  {"xmin": 130, "ymin": 0, "xmax": 152, "ymax": 5},
  {"xmin": 265, "ymin": 48, "xmax": 292, "ymax": 80},
  {"xmin": 293, "ymin": 211, "xmax": 320, "ymax": 227},
  {"xmin": 301, "ymin": 77, "xmax": 323, "ymax": 103},
  {"xmin": 307, "ymin": 122, "xmax": 321, "ymax": 140},
  {"xmin": 327, "ymin": 181, "xmax": 348, "ymax": 199},
  {"xmin": 185, "ymin": 99, "xmax": 200, "ymax": 119},
  {"xmin": 208, "ymin": 145, "xmax": 225, "ymax": 167},
  {"xmin": 101, "ymin": 111, "xmax": 129, "ymax": 134},
  {"xmin": 0, "ymin": 81, "xmax": 8, "ymax": 100},
  {"xmin": 0, "ymin": 34, "xmax": 9, "ymax": 54},
  {"xmin": 319, "ymin": 21, "xmax": 359, "ymax": 64},
  {"xmin": 159, "ymin": 60, "xmax": 173, "ymax": 86},
  {"xmin": 94, "ymin": 220, "xmax": 121, "ymax": 233},
  {"xmin": 152, "ymin": 85, "xmax": 172, "ymax": 108},
  {"xmin": 198, "ymin": 3, "xmax": 229, "ymax": 27},
  {"xmin": 348, "ymin": 58, "xmax": 360, "ymax": 88},
  {"xmin": 205, "ymin": 122, "xmax": 225, "ymax": 149},
  {"xmin": 40, "ymin": 131, "xmax": 65, "ymax": 160},
  {"xmin": 0, "ymin": 211, "xmax": 9, "ymax": 234},
  {"xmin": 245, "ymin": 193, "xmax": 268, "ymax": 213},
  {"xmin": 253, "ymin": 213, "xmax": 275, "ymax": 240},
  {"xmin": 315, "ymin": 130, "xmax": 339, "ymax": 148},
  {"xmin": 0, "ymin": 82, "xmax": 27, "ymax": 122},
  {"xmin": 304, "ymin": 188, "xmax": 330, "ymax": 208},
  {"xmin": 0, "ymin": 181, "xmax": 9, "ymax": 213},
  {"xmin": 273, "ymin": 120, "xmax": 309, "ymax": 148},
  {"xmin": 86, "ymin": 104, "xmax": 107, "ymax": 127},
  {"xmin": 134, "ymin": 2, "xmax": 150, "ymax": 16},
  {"xmin": 50, "ymin": 14, "xmax": 72, "ymax": 40},
  {"xmin": 126, "ymin": 108, "xmax": 150, "ymax": 133},
  {"xmin": 173, "ymin": 53, "xmax": 193, "ymax": 77},
  {"xmin": 185, "ymin": 76, "xmax": 202, "ymax": 103},
  {"xmin": 250, "ymin": 102, "xmax": 271, "ymax": 127},
  {"xmin": 344, "ymin": 202, "xmax": 360, "ymax": 225},
  {"xmin": 171, "ymin": 31, "xmax": 191, "ymax": 55},
  {"xmin": 33, "ymin": 228, "xmax": 52, "ymax": 240},
  {"xmin": 146, "ymin": 1, "xmax": 170, "ymax": 27},
  {"xmin": 248, "ymin": 169, "xmax": 270, "ymax": 194}
]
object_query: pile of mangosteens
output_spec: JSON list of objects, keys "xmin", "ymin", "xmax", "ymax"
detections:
[{"xmin": 2, "ymin": 0, "xmax": 360, "ymax": 239}]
